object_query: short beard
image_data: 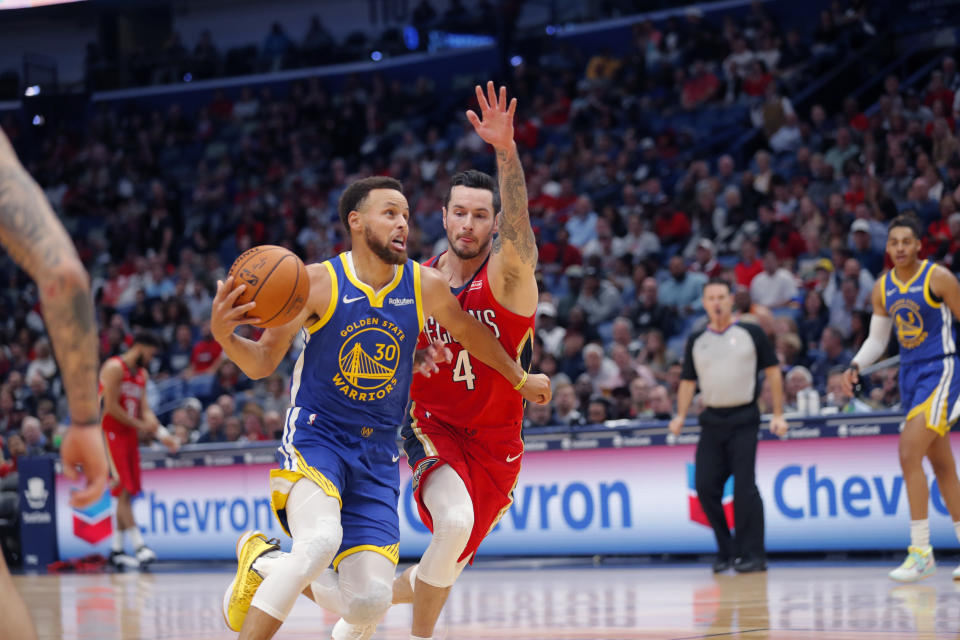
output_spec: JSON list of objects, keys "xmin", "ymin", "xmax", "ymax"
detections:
[
  {"xmin": 448, "ymin": 231, "xmax": 491, "ymax": 260},
  {"xmin": 364, "ymin": 226, "xmax": 406, "ymax": 265}
]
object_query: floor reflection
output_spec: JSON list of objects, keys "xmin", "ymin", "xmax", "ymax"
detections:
[{"xmin": 13, "ymin": 563, "xmax": 960, "ymax": 639}]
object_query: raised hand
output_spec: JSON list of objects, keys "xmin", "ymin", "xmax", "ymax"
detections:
[{"xmin": 466, "ymin": 81, "xmax": 517, "ymax": 151}]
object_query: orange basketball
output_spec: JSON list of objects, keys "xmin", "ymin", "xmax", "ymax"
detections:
[{"xmin": 227, "ymin": 245, "xmax": 309, "ymax": 328}]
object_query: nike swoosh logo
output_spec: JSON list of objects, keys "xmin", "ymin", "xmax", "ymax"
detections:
[
  {"xmin": 342, "ymin": 294, "xmax": 365, "ymax": 304},
  {"xmin": 392, "ymin": 454, "xmax": 400, "ymax": 463},
  {"xmin": 506, "ymin": 452, "xmax": 522, "ymax": 463}
]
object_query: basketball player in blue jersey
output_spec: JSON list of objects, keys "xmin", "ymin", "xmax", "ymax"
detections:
[
  {"xmin": 844, "ymin": 215, "xmax": 960, "ymax": 582},
  {"xmin": 210, "ymin": 176, "xmax": 551, "ymax": 640}
]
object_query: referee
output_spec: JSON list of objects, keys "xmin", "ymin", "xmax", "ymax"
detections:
[{"xmin": 669, "ymin": 278, "xmax": 788, "ymax": 573}]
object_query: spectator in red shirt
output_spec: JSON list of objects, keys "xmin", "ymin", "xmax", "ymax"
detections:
[
  {"xmin": 768, "ymin": 219, "xmax": 807, "ymax": 262},
  {"xmin": 843, "ymin": 170, "xmax": 865, "ymax": 208},
  {"xmin": 190, "ymin": 321, "xmax": 223, "ymax": 375},
  {"xmin": 843, "ymin": 96, "xmax": 870, "ymax": 133},
  {"xmin": 539, "ymin": 228, "xmax": 583, "ymax": 278},
  {"xmin": 540, "ymin": 86, "xmax": 571, "ymax": 127},
  {"xmin": 924, "ymin": 70, "xmax": 954, "ymax": 110},
  {"xmin": 742, "ymin": 60, "xmax": 774, "ymax": 98},
  {"xmin": 735, "ymin": 237, "xmax": 764, "ymax": 287},
  {"xmin": 681, "ymin": 60, "xmax": 720, "ymax": 110},
  {"xmin": 653, "ymin": 206, "xmax": 692, "ymax": 249}
]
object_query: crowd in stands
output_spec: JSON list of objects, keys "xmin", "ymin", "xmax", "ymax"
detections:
[
  {"xmin": 82, "ymin": 0, "xmax": 518, "ymax": 91},
  {"xmin": 0, "ymin": 0, "xmax": 943, "ymax": 467}
]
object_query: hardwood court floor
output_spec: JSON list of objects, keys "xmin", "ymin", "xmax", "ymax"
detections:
[{"xmin": 14, "ymin": 562, "xmax": 960, "ymax": 639}]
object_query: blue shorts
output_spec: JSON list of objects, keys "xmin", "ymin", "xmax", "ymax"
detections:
[
  {"xmin": 900, "ymin": 357, "xmax": 960, "ymax": 436},
  {"xmin": 270, "ymin": 408, "xmax": 400, "ymax": 569}
]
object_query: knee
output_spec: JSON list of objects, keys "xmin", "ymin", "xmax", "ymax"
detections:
[
  {"xmin": 342, "ymin": 581, "xmax": 392, "ymax": 625},
  {"xmin": 432, "ymin": 504, "xmax": 474, "ymax": 545},
  {"xmin": 898, "ymin": 441, "xmax": 924, "ymax": 470},
  {"xmin": 290, "ymin": 519, "xmax": 342, "ymax": 580}
]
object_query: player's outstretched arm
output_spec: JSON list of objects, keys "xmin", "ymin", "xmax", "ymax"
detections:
[
  {"xmin": 0, "ymin": 127, "xmax": 106, "ymax": 507},
  {"xmin": 210, "ymin": 265, "xmax": 330, "ymax": 379},
  {"xmin": 467, "ymin": 82, "xmax": 538, "ymax": 315},
  {"xmin": 420, "ymin": 267, "xmax": 551, "ymax": 404},
  {"xmin": 844, "ymin": 279, "xmax": 891, "ymax": 396}
]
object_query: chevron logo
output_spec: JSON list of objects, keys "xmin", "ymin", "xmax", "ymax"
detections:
[
  {"xmin": 686, "ymin": 463, "xmax": 734, "ymax": 529},
  {"xmin": 71, "ymin": 488, "xmax": 112, "ymax": 544}
]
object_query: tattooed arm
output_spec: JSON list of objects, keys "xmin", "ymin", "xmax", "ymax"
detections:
[
  {"xmin": 0, "ymin": 129, "xmax": 99, "ymax": 426},
  {"xmin": 466, "ymin": 82, "xmax": 539, "ymax": 316},
  {"xmin": 0, "ymin": 127, "xmax": 106, "ymax": 507}
]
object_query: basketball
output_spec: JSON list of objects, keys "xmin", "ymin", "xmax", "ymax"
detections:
[{"xmin": 227, "ymin": 245, "xmax": 309, "ymax": 328}]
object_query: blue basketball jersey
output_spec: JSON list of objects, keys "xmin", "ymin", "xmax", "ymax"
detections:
[
  {"xmin": 882, "ymin": 259, "xmax": 956, "ymax": 366},
  {"xmin": 287, "ymin": 251, "xmax": 425, "ymax": 432}
]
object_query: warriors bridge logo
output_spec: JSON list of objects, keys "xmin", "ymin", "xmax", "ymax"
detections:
[{"xmin": 333, "ymin": 318, "xmax": 404, "ymax": 402}]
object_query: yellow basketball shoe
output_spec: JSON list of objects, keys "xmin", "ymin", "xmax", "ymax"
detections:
[{"xmin": 222, "ymin": 530, "xmax": 281, "ymax": 631}]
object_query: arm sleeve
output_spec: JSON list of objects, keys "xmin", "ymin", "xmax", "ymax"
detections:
[
  {"xmin": 744, "ymin": 322, "xmax": 778, "ymax": 369},
  {"xmin": 851, "ymin": 315, "xmax": 893, "ymax": 369},
  {"xmin": 681, "ymin": 332, "xmax": 699, "ymax": 381}
]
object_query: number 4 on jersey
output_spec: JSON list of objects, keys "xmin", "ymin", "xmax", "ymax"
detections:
[{"xmin": 452, "ymin": 350, "xmax": 476, "ymax": 390}]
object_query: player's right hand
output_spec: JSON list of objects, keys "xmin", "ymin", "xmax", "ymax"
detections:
[
  {"xmin": 668, "ymin": 416, "xmax": 685, "ymax": 436},
  {"xmin": 414, "ymin": 338, "xmax": 453, "ymax": 377},
  {"xmin": 520, "ymin": 373, "xmax": 552, "ymax": 405},
  {"xmin": 60, "ymin": 425, "xmax": 109, "ymax": 508},
  {"xmin": 841, "ymin": 365, "xmax": 859, "ymax": 398},
  {"xmin": 211, "ymin": 276, "xmax": 261, "ymax": 343}
]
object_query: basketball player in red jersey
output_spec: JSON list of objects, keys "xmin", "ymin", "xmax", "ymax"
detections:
[
  {"xmin": 335, "ymin": 82, "xmax": 540, "ymax": 640},
  {"xmin": 100, "ymin": 330, "xmax": 179, "ymax": 568},
  {"xmin": 0, "ymin": 127, "xmax": 108, "ymax": 640}
]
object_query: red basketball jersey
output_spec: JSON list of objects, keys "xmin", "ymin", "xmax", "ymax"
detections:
[
  {"xmin": 101, "ymin": 356, "xmax": 146, "ymax": 432},
  {"xmin": 410, "ymin": 255, "xmax": 534, "ymax": 430}
]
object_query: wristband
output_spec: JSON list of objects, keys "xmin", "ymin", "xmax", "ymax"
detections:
[{"xmin": 513, "ymin": 370, "xmax": 528, "ymax": 391}]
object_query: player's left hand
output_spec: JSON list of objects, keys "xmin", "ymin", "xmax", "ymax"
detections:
[
  {"xmin": 466, "ymin": 81, "xmax": 517, "ymax": 150},
  {"xmin": 519, "ymin": 373, "xmax": 552, "ymax": 405},
  {"xmin": 414, "ymin": 338, "xmax": 453, "ymax": 377},
  {"xmin": 769, "ymin": 414, "xmax": 789, "ymax": 437},
  {"xmin": 61, "ymin": 425, "xmax": 109, "ymax": 508}
]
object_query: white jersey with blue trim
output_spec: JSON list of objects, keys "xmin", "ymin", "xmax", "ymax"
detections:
[{"xmin": 286, "ymin": 251, "xmax": 425, "ymax": 432}]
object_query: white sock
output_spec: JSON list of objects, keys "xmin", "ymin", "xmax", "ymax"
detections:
[
  {"xmin": 910, "ymin": 519, "xmax": 930, "ymax": 549},
  {"xmin": 111, "ymin": 526, "xmax": 124, "ymax": 553},
  {"xmin": 125, "ymin": 526, "xmax": 145, "ymax": 549},
  {"xmin": 954, "ymin": 521, "xmax": 960, "ymax": 545},
  {"xmin": 252, "ymin": 549, "xmax": 283, "ymax": 577}
]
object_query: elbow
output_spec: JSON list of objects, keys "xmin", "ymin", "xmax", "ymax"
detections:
[
  {"xmin": 42, "ymin": 260, "xmax": 91, "ymax": 297},
  {"xmin": 247, "ymin": 368, "xmax": 271, "ymax": 381}
]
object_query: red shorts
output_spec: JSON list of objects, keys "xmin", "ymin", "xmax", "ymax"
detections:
[
  {"xmin": 103, "ymin": 423, "xmax": 142, "ymax": 497},
  {"xmin": 403, "ymin": 413, "xmax": 522, "ymax": 563}
]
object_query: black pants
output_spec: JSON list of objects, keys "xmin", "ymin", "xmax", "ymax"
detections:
[{"xmin": 694, "ymin": 405, "xmax": 765, "ymax": 562}]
